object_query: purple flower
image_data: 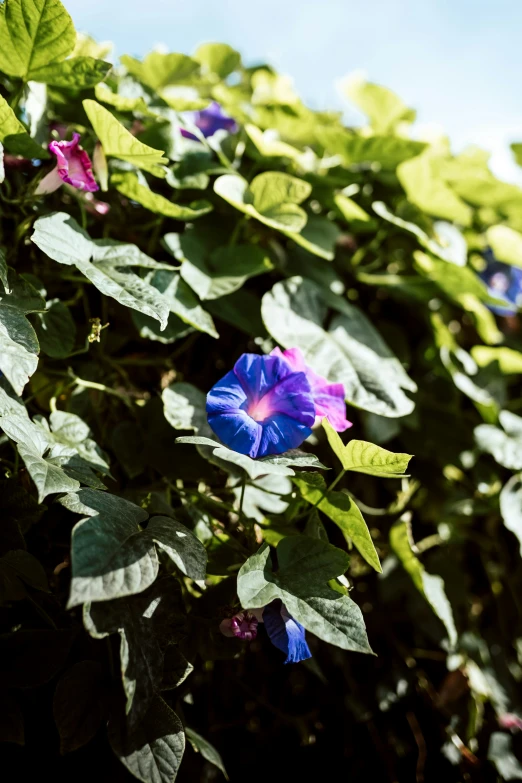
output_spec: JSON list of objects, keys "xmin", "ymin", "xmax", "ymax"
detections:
[
  {"xmin": 36, "ymin": 133, "xmax": 98, "ymax": 195},
  {"xmin": 181, "ymin": 101, "xmax": 238, "ymax": 141},
  {"xmin": 480, "ymin": 249, "xmax": 522, "ymax": 316},
  {"xmin": 219, "ymin": 603, "xmax": 311, "ymax": 664},
  {"xmin": 220, "ymin": 611, "xmax": 259, "ymax": 641},
  {"xmin": 271, "ymin": 346, "xmax": 351, "ymax": 433},
  {"xmin": 263, "ymin": 601, "xmax": 311, "ymax": 664},
  {"xmin": 206, "ymin": 353, "xmax": 316, "ymax": 458}
]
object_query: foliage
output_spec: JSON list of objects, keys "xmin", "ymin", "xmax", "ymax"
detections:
[{"xmin": 1, "ymin": 1, "xmax": 522, "ymax": 780}]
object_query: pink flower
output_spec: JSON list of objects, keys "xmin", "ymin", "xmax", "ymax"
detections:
[
  {"xmin": 270, "ymin": 346, "xmax": 352, "ymax": 432},
  {"xmin": 36, "ymin": 133, "xmax": 98, "ymax": 195},
  {"xmin": 219, "ymin": 611, "xmax": 259, "ymax": 641},
  {"xmin": 499, "ymin": 714, "xmax": 522, "ymax": 732}
]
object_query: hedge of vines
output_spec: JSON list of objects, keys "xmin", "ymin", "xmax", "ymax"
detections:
[{"xmin": 1, "ymin": 0, "xmax": 522, "ymax": 780}]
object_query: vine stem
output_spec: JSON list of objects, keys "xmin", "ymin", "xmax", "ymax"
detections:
[
  {"xmin": 238, "ymin": 475, "xmax": 247, "ymax": 519},
  {"xmin": 305, "ymin": 468, "xmax": 346, "ymax": 521}
]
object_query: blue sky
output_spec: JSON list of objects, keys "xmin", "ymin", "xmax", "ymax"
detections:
[{"xmin": 65, "ymin": 0, "xmax": 522, "ymax": 182}]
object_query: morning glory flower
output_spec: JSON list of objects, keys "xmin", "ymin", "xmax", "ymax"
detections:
[
  {"xmin": 206, "ymin": 353, "xmax": 316, "ymax": 458},
  {"xmin": 181, "ymin": 101, "xmax": 238, "ymax": 141},
  {"xmin": 271, "ymin": 346, "xmax": 351, "ymax": 432},
  {"xmin": 36, "ymin": 133, "xmax": 98, "ymax": 195},
  {"xmin": 263, "ymin": 601, "xmax": 311, "ymax": 664},
  {"xmin": 220, "ymin": 602, "xmax": 311, "ymax": 664},
  {"xmin": 479, "ymin": 249, "xmax": 522, "ymax": 316},
  {"xmin": 220, "ymin": 610, "xmax": 259, "ymax": 641}
]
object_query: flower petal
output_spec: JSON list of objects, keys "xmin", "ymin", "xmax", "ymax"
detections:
[
  {"xmin": 182, "ymin": 102, "xmax": 238, "ymax": 140},
  {"xmin": 263, "ymin": 601, "xmax": 312, "ymax": 664},
  {"xmin": 271, "ymin": 346, "xmax": 351, "ymax": 432},
  {"xmin": 48, "ymin": 132, "xmax": 99, "ymax": 193},
  {"xmin": 207, "ymin": 369, "xmax": 248, "ymax": 414},
  {"xmin": 35, "ymin": 166, "xmax": 63, "ymax": 195},
  {"xmin": 258, "ymin": 413, "xmax": 312, "ymax": 457},
  {"xmin": 207, "ymin": 410, "xmax": 262, "ymax": 458}
]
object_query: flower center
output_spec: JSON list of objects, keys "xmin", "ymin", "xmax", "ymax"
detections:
[{"xmin": 248, "ymin": 393, "xmax": 274, "ymax": 422}]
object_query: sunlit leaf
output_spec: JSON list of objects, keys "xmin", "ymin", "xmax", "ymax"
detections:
[
  {"xmin": 237, "ymin": 537, "xmax": 372, "ymax": 653},
  {"xmin": 0, "ymin": 0, "xmax": 75, "ymax": 79},
  {"xmin": 112, "ymin": 172, "xmax": 212, "ymax": 220},
  {"xmin": 390, "ymin": 517, "xmax": 457, "ymax": 648},
  {"xmin": 83, "ymin": 99, "xmax": 168, "ymax": 176}
]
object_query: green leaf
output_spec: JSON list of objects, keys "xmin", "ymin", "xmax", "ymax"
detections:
[
  {"xmin": 0, "ymin": 142, "xmax": 4, "ymax": 183},
  {"xmin": 0, "ymin": 249, "xmax": 8, "ymax": 292},
  {"xmin": 0, "ymin": 409, "xmax": 108, "ymax": 501},
  {"xmin": 471, "ymin": 345, "xmax": 522, "ymax": 374},
  {"xmin": 259, "ymin": 450, "xmax": 328, "ymax": 470},
  {"xmin": 0, "ymin": 276, "xmax": 42, "ymax": 395},
  {"xmin": 293, "ymin": 473, "xmax": 381, "ymax": 573},
  {"xmin": 234, "ymin": 473, "xmax": 293, "ymax": 523},
  {"xmin": 84, "ymin": 578, "xmax": 186, "ymax": 726},
  {"xmin": 29, "ymin": 56, "xmax": 111, "ymax": 87},
  {"xmin": 176, "ymin": 436, "xmax": 296, "ymax": 479},
  {"xmin": 500, "ymin": 474, "xmax": 522, "ymax": 557},
  {"xmin": 33, "ymin": 299, "xmax": 76, "ymax": 358},
  {"xmin": 0, "ymin": 549, "xmax": 49, "ymax": 603},
  {"xmin": 237, "ymin": 537, "xmax": 372, "ymax": 654},
  {"xmin": 63, "ymin": 490, "xmax": 152, "ymax": 606},
  {"xmin": 142, "ymin": 269, "xmax": 218, "ymax": 338},
  {"xmin": 162, "ymin": 382, "xmax": 208, "ymax": 433},
  {"xmin": 487, "ymin": 732, "xmax": 522, "ymax": 780},
  {"xmin": 109, "ymin": 695, "xmax": 185, "ymax": 783},
  {"xmin": 475, "ymin": 411, "xmax": 522, "ymax": 470},
  {"xmin": 32, "ymin": 213, "xmax": 170, "ymax": 330},
  {"xmin": 319, "ymin": 131, "xmax": 426, "ymax": 169},
  {"xmin": 194, "ymin": 42, "xmax": 240, "ymax": 78},
  {"xmin": 112, "ymin": 172, "xmax": 212, "ymax": 220},
  {"xmin": 397, "ymin": 150, "xmax": 472, "ymax": 226},
  {"xmin": 335, "ymin": 193, "xmax": 372, "ymax": 224},
  {"xmin": 390, "ymin": 518, "xmax": 457, "ymax": 648},
  {"xmin": 414, "ymin": 251, "xmax": 503, "ymax": 344},
  {"xmin": 48, "ymin": 409, "xmax": 110, "ymax": 474},
  {"xmin": 94, "ymin": 82, "xmax": 154, "ymax": 116},
  {"xmin": 62, "ymin": 489, "xmax": 206, "ymax": 606},
  {"xmin": 343, "ymin": 75, "xmax": 414, "ymax": 134},
  {"xmin": 0, "ymin": 0, "xmax": 75, "ymax": 79},
  {"xmin": 245, "ymin": 123, "xmax": 301, "ymax": 161},
  {"xmin": 205, "ymin": 289, "xmax": 264, "ymax": 336},
  {"xmin": 323, "ymin": 419, "xmax": 412, "ymax": 477},
  {"xmin": 186, "ymin": 727, "xmax": 229, "ymax": 780},
  {"xmin": 214, "ymin": 172, "xmax": 311, "ymax": 233},
  {"xmin": 53, "ymin": 661, "xmax": 105, "ymax": 754},
  {"xmin": 0, "ymin": 94, "xmax": 48, "ymax": 158},
  {"xmin": 16, "ymin": 444, "xmax": 81, "ymax": 502},
  {"xmin": 83, "ymin": 99, "xmax": 168, "ymax": 176},
  {"xmin": 168, "ymin": 234, "xmax": 272, "ymax": 300},
  {"xmin": 283, "ymin": 216, "xmax": 340, "ymax": 261},
  {"xmin": 373, "ymin": 201, "xmax": 467, "ymax": 265},
  {"xmin": 121, "ymin": 51, "xmax": 199, "ymax": 91},
  {"xmin": 261, "ymin": 277, "xmax": 416, "ymax": 417},
  {"xmin": 486, "ymin": 224, "xmax": 522, "ymax": 269}
]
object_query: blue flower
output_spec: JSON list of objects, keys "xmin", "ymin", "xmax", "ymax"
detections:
[
  {"xmin": 263, "ymin": 600, "xmax": 312, "ymax": 664},
  {"xmin": 480, "ymin": 248, "xmax": 522, "ymax": 316},
  {"xmin": 219, "ymin": 602, "xmax": 312, "ymax": 664},
  {"xmin": 206, "ymin": 353, "xmax": 316, "ymax": 458},
  {"xmin": 181, "ymin": 101, "xmax": 238, "ymax": 140}
]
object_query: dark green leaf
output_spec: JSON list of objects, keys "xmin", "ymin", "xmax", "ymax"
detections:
[{"xmin": 53, "ymin": 661, "xmax": 106, "ymax": 754}]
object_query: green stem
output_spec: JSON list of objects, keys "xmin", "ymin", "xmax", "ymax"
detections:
[
  {"xmin": 304, "ymin": 468, "xmax": 346, "ymax": 522},
  {"xmin": 238, "ymin": 475, "xmax": 247, "ymax": 518},
  {"xmin": 327, "ymin": 468, "xmax": 346, "ymax": 493},
  {"xmin": 9, "ymin": 81, "xmax": 25, "ymax": 111}
]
